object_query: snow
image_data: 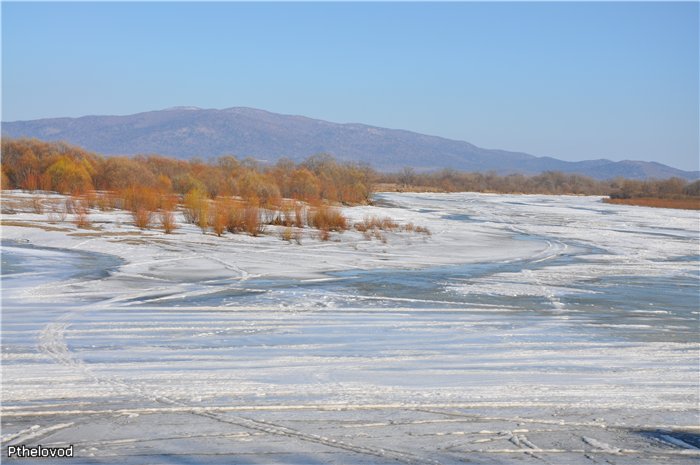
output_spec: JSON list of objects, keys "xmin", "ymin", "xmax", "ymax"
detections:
[{"xmin": 1, "ymin": 191, "xmax": 699, "ymax": 464}]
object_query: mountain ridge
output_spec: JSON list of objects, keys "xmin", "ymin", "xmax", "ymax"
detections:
[{"xmin": 3, "ymin": 107, "xmax": 697, "ymax": 180}]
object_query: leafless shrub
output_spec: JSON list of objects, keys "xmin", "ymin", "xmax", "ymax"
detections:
[
  {"xmin": 73, "ymin": 198, "xmax": 91, "ymax": 228},
  {"xmin": 64, "ymin": 197, "xmax": 75, "ymax": 214},
  {"xmin": 47, "ymin": 200, "xmax": 68, "ymax": 223},
  {"xmin": 31, "ymin": 197, "xmax": 44, "ymax": 214},
  {"xmin": 294, "ymin": 202, "xmax": 306, "ymax": 228}
]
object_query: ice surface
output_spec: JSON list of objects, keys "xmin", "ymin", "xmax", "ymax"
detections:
[{"xmin": 1, "ymin": 192, "xmax": 698, "ymax": 464}]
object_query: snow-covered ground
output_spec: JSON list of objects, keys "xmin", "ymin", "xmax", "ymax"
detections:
[{"xmin": 2, "ymin": 192, "xmax": 699, "ymax": 464}]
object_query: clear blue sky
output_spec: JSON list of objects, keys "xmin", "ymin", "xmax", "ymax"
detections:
[{"xmin": 2, "ymin": 2, "xmax": 698, "ymax": 171}]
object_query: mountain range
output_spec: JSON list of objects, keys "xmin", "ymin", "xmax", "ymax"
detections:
[{"xmin": 3, "ymin": 107, "xmax": 697, "ymax": 180}]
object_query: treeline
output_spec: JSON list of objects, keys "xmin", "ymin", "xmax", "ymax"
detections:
[
  {"xmin": 2, "ymin": 138, "xmax": 698, "ymax": 203},
  {"xmin": 607, "ymin": 177, "xmax": 700, "ymax": 199},
  {"xmin": 379, "ymin": 167, "xmax": 700, "ymax": 198},
  {"xmin": 1, "ymin": 138, "xmax": 374, "ymax": 205}
]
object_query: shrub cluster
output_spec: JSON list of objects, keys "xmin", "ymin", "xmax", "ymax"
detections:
[
  {"xmin": 608, "ymin": 178, "xmax": 700, "ymax": 200},
  {"xmin": 380, "ymin": 168, "xmax": 700, "ymax": 198},
  {"xmin": 354, "ymin": 215, "xmax": 430, "ymax": 242},
  {"xmin": 1, "ymin": 139, "xmax": 374, "ymax": 205}
]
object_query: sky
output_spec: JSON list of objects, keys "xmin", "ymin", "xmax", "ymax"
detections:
[{"xmin": 2, "ymin": 2, "xmax": 698, "ymax": 171}]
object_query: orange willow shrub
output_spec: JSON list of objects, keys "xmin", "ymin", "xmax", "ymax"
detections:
[
  {"xmin": 45, "ymin": 156, "xmax": 94, "ymax": 194},
  {"xmin": 235, "ymin": 170, "xmax": 281, "ymax": 206},
  {"xmin": 3, "ymin": 139, "xmax": 378, "ymax": 208},
  {"xmin": 183, "ymin": 188, "xmax": 208, "ymax": 226},
  {"xmin": 220, "ymin": 197, "xmax": 264, "ymax": 236},
  {"xmin": 210, "ymin": 198, "xmax": 229, "ymax": 237},
  {"xmin": 159, "ymin": 210, "xmax": 177, "ymax": 234},
  {"xmin": 243, "ymin": 202, "xmax": 265, "ymax": 236},
  {"xmin": 120, "ymin": 186, "xmax": 161, "ymax": 212},
  {"xmin": 95, "ymin": 156, "xmax": 156, "ymax": 191},
  {"xmin": 119, "ymin": 186, "xmax": 162, "ymax": 230},
  {"xmin": 224, "ymin": 199, "xmax": 246, "ymax": 234},
  {"xmin": 182, "ymin": 188, "xmax": 210, "ymax": 232},
  {"xmin": 132, "ymin": 209, "xmax": 153, "ymax": 229},
  {"xmin": 307, "ymin": 205, "xmax": 348, "ymax": 231},
  {"xmin": 286, "ymin": 168, "xmax": 320, "ymax": 202},
  {"xmin": 1, "ymin": 168, "xmax": 11, "ymax": 190}
]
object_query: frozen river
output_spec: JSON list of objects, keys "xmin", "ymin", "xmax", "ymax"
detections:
[{"xmin": 2, "ymin": 192, "xmax": 699, "ymax": 464}]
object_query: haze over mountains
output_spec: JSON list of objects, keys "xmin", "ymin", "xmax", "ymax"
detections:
[{"xmin": 3, "ymin": 107, "xmax": 697, "ymax": 180}]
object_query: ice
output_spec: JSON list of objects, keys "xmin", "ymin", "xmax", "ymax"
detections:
[{"xmin": 1, "ymin": 192, "xmax": 698, "ymax": 464}]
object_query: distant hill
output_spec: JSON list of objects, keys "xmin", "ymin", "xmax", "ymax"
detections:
[{"xmin": 3, "ymin": 107, "xmax": 697, "ymax": 180}]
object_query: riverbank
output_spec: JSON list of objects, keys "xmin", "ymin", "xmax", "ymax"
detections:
[{"xmin": 603, "ymin": 197, "xmax": 700, "ymax": 210}]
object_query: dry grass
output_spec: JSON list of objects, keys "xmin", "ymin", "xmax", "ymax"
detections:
[
  {"xmin": 604, "ymin": 197, "xmax": 700, "ymax": 210},
  {"xmin": 132, "ymin": 208, "xmax": 153, "ymax": 229},
  {"xmin": 280, "ymin": 226, "xmax": 293, "ymax": 242},
  {"xmin": 355, "ymin": 216, "xmax": 399, "ymax": 232},
  {"xmin": 318, "ymin": 228, "xmax": 331, "ymax": 241},
  {"xmin": 0, "ymin": 220, "xmax": 71, "ymax": 232},
  {"xmin": 414, "ymin": 225, "xmax": 431, "ymax": 235},
  {"xmin": 354, "ymin": 215, "xmax": 430, "ymax": 241},
  {"xmin": 372, "ymin": 229, "xmax": 387, "ymax": 244},
  {"xmin": 373, "ymin": 183, "xmax": 444, "ymax": 193},
  {"xmin": 67, "ymin": 231, "xmax": 143, "ymax": 237},
  {"xmin": 159, "ymin": 210, "xmax": 176, "ymax": 234},
  {"xmin": 308, "ymin": 205, "xmax": 348, "ymax": 231}
]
